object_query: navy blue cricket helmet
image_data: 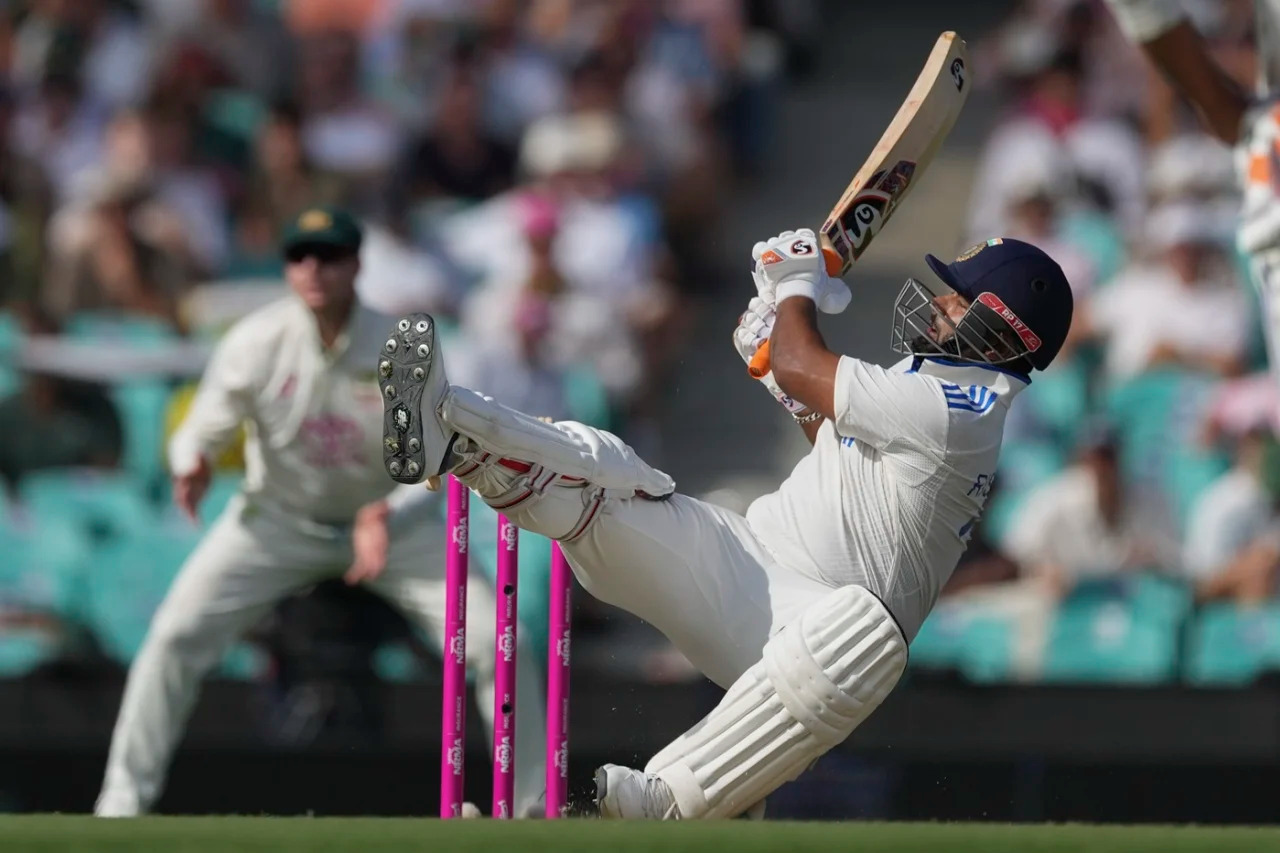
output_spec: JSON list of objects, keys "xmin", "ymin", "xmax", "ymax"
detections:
[{"xmin": 891, "ymin": 237, "xmax": 1074, "ymax": 372}]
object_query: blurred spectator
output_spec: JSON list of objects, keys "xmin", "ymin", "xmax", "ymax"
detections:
[
  {"xmin": 245, "ymin": 103, "xmax": 344, "ymax": 234},
  {"xmin": 1185, "ymin": 431, "xmax": 1280, "ymax": 605},
  {"xmin": 474, "ymin": 0, "xmax": 567, "ymax": 143},
  {"xmin": 9, "ymin": 68, "xmax": 104, "ymax": 204},
  {"xmin": 0, "ymin": 82, "xmax": 53, "ymax": 304},
  {"xmin": 969, "ymin": 46, "xmax": 1146, "ymax": 240},
  {"xmin": 163, "ymin": 0, "xmax": 296, "ymax": 105},
  {"xmin": 1184, "ymin": 376, "xmax": 1280, "ymax": 603},
  {"xmin": 297, "ymin": 29, "xmax": 400, "ymax": 200},
  {"xmin": 1085, "ymin": 202, "xmax": 1248, "ymax": 384},
  {"xmin": 222, "ymin": 197, "xmax": 285, "ymax": 281},
  {"xmin": 389, "ymin": 60, "xmax": 517, "ymax": 209},
  {"xmin": 11, "ymin": 0, "xmax": 153, "ymax": 111},
  {"xmin": 0, "ymin": 305, "xmax": 123, "ymax": 493},
  {"xmin": 43, "ymin": 170, "xmax": 198, "ymax": 328},
  {"xmin": 1001, "ymin": 427, "xmax": 1168, "ymax": 598}
]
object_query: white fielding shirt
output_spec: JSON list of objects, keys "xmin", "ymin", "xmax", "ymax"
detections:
[
  {"xmin": 747, "ymin": 357, "xmax": 1027, "ymax": 641},
  {"xmin": 169, "ymin": 296, "xmax": 417, "ymax": 525}
]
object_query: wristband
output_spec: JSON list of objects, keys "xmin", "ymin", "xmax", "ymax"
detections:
[{"xmin": 774, "ymin": 277, "xmax": 820, "ymax": 305}]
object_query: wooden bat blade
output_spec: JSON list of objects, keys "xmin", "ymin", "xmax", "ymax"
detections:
[{"xmin": 748, "ymin": 31, "xmax": 970, "ymax": 381}]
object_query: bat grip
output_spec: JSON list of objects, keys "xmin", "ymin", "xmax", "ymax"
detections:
[{"xmin": 745, "ymin": 248, "xmax": 843, "ymax": 379}]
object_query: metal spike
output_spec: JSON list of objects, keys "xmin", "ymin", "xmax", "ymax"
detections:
[
  {"xmin": 415, "ymin": 320, "xmax": 430, "ymax": 333},
  {"xmin": 397, "ymin": 319, "xmax": 410, "ymax": 332},
  {"xmin": 385, "ymin": 438, "xmax": 401, "ymax": 454},
  {"xmin": 385, "ymin": 339, "xmax": 398, "ymax": 353},
  {"xmin": 379, "ymin": 360, "xmax": 392, "ymax": 378},
  {"xmin": 384, "ymin": 385, "xmax": 397, "ymax": 398},
  {"xmin": 408, "ymin": 438, "xmax": 420, "ymax": 452},
  {"xmin": 417, "ymin": 344, "xmax": 430, "ymax": 358},
  {"xmin": 412, "ymin": 367, "xmax": 425, "ymax": 380},
  {"xmin": 389, "ymin": 460, "xmax": 403, "ymax": 476},
  {"xmin": 407, "ymin": 461, "xmax": 420, "ymax": 477}
]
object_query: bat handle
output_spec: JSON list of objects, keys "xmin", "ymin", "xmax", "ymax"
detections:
[{"xmin": 745, "ymin": 248, "xmax": 844, "ymax": 379}]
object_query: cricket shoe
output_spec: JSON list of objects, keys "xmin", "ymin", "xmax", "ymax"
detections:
[
  {"xmin": 379, "ymin": 313, "xmax": 457, "ymax": 484},
  {"xmin": 594, "ymin": 764, "xmax": 679, "ymax": 819}
]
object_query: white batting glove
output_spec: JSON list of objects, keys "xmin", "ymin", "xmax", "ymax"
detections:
[
  {"xmin": 733, "ymin": 297, "xmax": 807, "ymax": 413},
  {"xmin": 750, "ymin": 228, "xmax": 851, "ymax": 314}
]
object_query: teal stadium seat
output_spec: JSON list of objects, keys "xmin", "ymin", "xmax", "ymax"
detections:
[
  {"xmin": 0, "ymin": 310, "xmax": 19, "ymax": 399},
  {"xmin": 1040, "ymin": 577, "xmax": 1183, "ymax": 684},
  {"xmin": 1104, "ymin": 370, "xmax": 1229, "ymax": 531},
  {"xmin": 18, "ymin": 469, "xmax": 156, "ymax": 544},
  {"xmin": 82, "ymin": 525, "xmax": 201, "ymax": 664},
  {"xmin": 910, "ymin": 602, "xmax": 1017, "ymax": 683},
  {"xmin": 0, "ymin": 512, "xmax": 92, "ymax": 674},
  {"xmin": 65, "ymin": 313, "xmax": 180, "ymax": 492},
  {"xmin": 983, "ymin": 441, "xmax": 1065, "ymax": 546},
  {"xmin": 1186, "ymin": 603, "xmax": 1280, "ymax": 686},
  {"xmin": 198, "ymin": 474, "xmax": 243, "ymax": 528}
]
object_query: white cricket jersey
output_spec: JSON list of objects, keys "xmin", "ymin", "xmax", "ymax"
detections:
[
  {"xmin": 746, "ymin": 356, "xmax": 1027, "ymax": 641},
  {"xmin": 169, "ymin": 296, "xmax": 408, "ymax": 525}
]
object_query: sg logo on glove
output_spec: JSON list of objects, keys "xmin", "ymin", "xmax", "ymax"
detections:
[{"xmin": 759, "ymin": 237, "xmax": 816, "ymax": 266}]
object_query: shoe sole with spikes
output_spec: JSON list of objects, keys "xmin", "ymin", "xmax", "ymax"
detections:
[{"xmin": 379, "ymin": 313, "xmax": 441, "ymax": 485}]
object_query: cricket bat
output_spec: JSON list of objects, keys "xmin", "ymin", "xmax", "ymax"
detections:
[{"xmin": 748, "ymin": 31, "xmax": 971, "ymax": 379}]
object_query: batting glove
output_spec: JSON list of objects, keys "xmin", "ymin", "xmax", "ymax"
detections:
[
  {"xmin": 733, "ymin": 297, "xmax": 807, "ymax": 413},
  {"xmin": 751, "ymin": 228, "xmax": 851, "ymax": 314}
]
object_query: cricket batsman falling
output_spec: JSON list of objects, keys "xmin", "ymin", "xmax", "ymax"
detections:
[
  {"xmin": 1103, "ymin": 0, "xmax": 1280, "ymax": 377},
  {"xmin": 380, "ymin": 227, "xmax": 1074, "ymax": 818}
]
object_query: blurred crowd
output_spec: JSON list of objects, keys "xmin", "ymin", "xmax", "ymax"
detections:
[
  {"xmin": 0, "ymin": 0, "xmax": 819, "ymax": 488},
  {"xmin": 920, "ymin": 0, "xmax": 1280, "ymax": 687},
  {"xmin": 0, "ymin": 0, "xmax": 821, "ymax": 709}
]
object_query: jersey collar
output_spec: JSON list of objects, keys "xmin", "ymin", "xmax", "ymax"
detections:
[{"xmin": 907, "ymin": 356, "xmax": 1031, "ymax": 400}]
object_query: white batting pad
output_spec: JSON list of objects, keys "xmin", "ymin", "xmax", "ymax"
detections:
[
  {"xmin": 645, "ymin": 584, "xmax": 907, "ymax": 818},
  {"xmin": 441, "ymin": 386, "xmax": 676, "ymax": 497}
]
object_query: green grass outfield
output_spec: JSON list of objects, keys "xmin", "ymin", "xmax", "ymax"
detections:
[{"xmin": 2, "ymin": 817, "xmax": 1279, "ymax": 853}]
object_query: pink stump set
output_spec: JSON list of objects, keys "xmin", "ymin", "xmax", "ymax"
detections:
[{"xmin": 440, "ymin": 475, "xmax": 573, "ymax": 819}]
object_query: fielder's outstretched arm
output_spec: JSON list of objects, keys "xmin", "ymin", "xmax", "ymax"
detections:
[{"xmin": 1104, "ymin": 0, "xmax": 1251, "ymax": 144}]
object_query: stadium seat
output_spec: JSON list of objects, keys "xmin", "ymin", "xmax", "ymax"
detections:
[
  {"xmin": 220, "ymin": 642, "xmax": 269, "ymax": 680},
  {"xmin": 0, "ymin": 514, "xmax": 93, "ymax": 675},
  {"xmin": 910, "ymin": 603, "xmax": 1017, "ymax": 684},
  {"xmin": 1104, "ymin": 370, "xmax": 1229, "ymax": 531},
  {"xmin": 0, "ymin": 310, "xmax": 19, "ymax": 399},
  {"xmin": 82, "ymin": 525, "xmax": 202, "ymax": 664},
  {"xmin": 373, "ymin": 642, "xmax": 420, "ymax": 683},
  {"xmin": 17, "ymin": 469, "xmax": 156, "ymax": 545},
  {"xmin": 1017, "ymin": 357, "xmax": 1090, "ymax": 449},
  {"xmin": 982, "ymin": 441, "xmax": 1065, "ymax": 545},
  {"xmin": 1040, "ymin": 578, "xmax": 1182, "ymax": 685},
  {"xmin": 1185, "ymin": 603, "xmax": 1280, "ymax": 686},
  {"xmin": 563, "ymin": 364, "xmax": 611, "ymax": 428},
  {"xmin": 112, "ymin": 380, "xmax": 176, "ymax": 495},
  {"xmin": 199, "ymin": 474, "xmax": 244, "ymax": 528}
]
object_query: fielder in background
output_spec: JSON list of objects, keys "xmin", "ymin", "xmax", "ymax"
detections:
[
  {"xmin": 1102, "ymin": 0, "xmax": 1280, "ymax": 375},
  {"xmin": 379, "ymin": 228, "xmax": 1073, "ymax": 819},
  {"xmin": 95, "ymin": 208, "xmax": 546, "ymax": 818}
]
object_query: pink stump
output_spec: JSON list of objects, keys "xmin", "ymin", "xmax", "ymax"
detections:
[
  {"xmin": 491, "ymin": 515, "xmax": 519, "ymax": 818},
  {"xmin": 440, "ymin": 476, "xmax": 469, "ymax": 818},
  {"xmin": 545, "ymin": 543, "xmax": 572, "ymax": 818}
]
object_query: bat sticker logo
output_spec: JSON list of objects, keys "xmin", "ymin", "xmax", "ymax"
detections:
[
  {"xmin": 950, "ymin": 58, "xmax": 966, "ymax": 91},
  {"xmin": 789, "ymin": 239, "xmax": 815, "ymax": 256}
]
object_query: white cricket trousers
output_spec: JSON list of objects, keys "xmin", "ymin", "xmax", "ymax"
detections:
[
  {"xmin": 95, "ymin": 494, "xmax": 546, "ymax": 816},
  {"xmin": 452, "ymin": 465, "xmax": 837, "ymax": 690}
]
